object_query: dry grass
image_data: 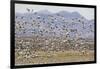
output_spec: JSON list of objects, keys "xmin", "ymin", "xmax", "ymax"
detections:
[
  {"xmin": 15, "ymin": 50, "xmax": 94, "ymax": 65},
  {"xmin": 15, "ymin": 37, "xmax": 94, "ymax": 65}
]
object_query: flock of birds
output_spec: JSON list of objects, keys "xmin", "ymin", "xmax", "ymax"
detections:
[
  {"xmin": 15, "ymin": 8, "xmax": 94, "ymax": 39},
  {"xmin": 15, "ymin": 8, "xmax": 94, "ymax": 61}
]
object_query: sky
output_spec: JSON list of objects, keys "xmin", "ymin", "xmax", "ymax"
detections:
[{"xmin": 15, "ymin": 3, "xmax": 94, "ymax": 20}]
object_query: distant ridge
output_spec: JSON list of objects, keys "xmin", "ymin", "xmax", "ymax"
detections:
[{"xmin": 15, "ymin": 10, "xmax": 94, "ymax": 40}]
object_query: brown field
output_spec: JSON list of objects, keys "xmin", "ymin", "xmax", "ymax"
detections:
[
  {"xmin": 15, "ymin": 37, "xmax": 94, "ymax": 65},
  {"xmin": 15, "ymin": 51, "xmax": 94, "ymax": 65}
]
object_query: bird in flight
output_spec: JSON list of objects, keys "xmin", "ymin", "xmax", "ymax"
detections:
[
  {"xmin": 26, "ymin": 8, "xmax": 34, "ymax": 13},
  {"xmin": 26, "ymin": 8, "xmax": 30, "ymax": 12}
]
